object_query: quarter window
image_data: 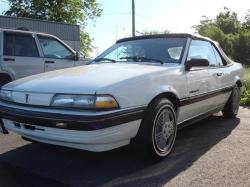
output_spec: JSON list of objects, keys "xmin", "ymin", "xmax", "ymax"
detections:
[
  {"xmin": 212, "ymin": 46, "xmax": 223, "ymax": 66},
  {"xmin": 38, "ymin": 36, "xmax": 73, "ymax": 59},
  {"xmin": 188, "ymin": 40, "xmax": 218, "ymax": 67},
  {"xmin": 3, "ymin": 32, "xmax": 39, "ymax": 57},
  {"xmin": 168, "ymin": 47, "xmax": 183, "ymax": 60}
]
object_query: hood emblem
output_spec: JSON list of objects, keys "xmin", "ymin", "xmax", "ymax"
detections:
[{"xmin": 25, "ymin": 94, "xmax": 29, "ymax": 103}]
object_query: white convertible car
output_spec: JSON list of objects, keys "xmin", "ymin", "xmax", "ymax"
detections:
[{"xmin": 0, "ymin": 34, "xmax": 244, "ymax": 159}]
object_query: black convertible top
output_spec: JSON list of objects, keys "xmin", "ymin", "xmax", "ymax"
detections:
[{"xmin": 116, "ymin": 33, "xmax": 213, "ymax": 44}]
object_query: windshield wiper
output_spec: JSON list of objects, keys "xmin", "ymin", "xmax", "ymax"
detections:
[
  {"xmin": 94, "ymin": 58, "xmax": 116, "ymax": 63},
  {"xmin": 120, "ymin": 56, "xmax": 164, "ymax": 64}
]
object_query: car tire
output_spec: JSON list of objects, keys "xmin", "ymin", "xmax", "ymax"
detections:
[
  {"xmin": 132, "ymin": 98, "xmax": 177, "ymax": 160},
  {"xmin": 222, "ymin": 86, "xmax": 240, "ymax": 118},
  {"xmin": 0, "ymin": 74, "xmax": 12, "ymax": 86}
]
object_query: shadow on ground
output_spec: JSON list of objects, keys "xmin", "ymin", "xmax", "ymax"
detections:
[{"xmin": 0, "ymin": 115, "xmax": 240, "ymax": 187}]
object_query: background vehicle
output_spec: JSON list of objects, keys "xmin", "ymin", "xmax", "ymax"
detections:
[{"xmin": 0, "ymin": 28, "xmax": 89, "ymax": 87}]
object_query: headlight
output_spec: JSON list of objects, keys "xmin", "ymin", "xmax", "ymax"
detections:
[
  {"xmin": 0, "ymin": 90, "xmax": 13, "ymax": 101},
  {"xmin": 51, "ymin": 94, "xmax": 119, "ymax": 110}
]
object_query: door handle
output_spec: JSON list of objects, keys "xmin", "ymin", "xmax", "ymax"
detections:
[
  {"xmin": 217, "ymin": 72, "xmax": 223, "ymax": 76},
  {"xmin": 3, "ymin": 58, "xmax": 15, "ymax": 62},
  {"xmin": 45, "ymin": 60, "xmax": 55, "ymax": 64}
]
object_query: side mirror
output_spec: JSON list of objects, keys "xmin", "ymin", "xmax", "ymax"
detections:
[
  {"xmin": 185, "ymin": 58, "xmax": 209, "ymax": 70},
  {"xmin": 74, "ymin": 52, "xmax": 80, "ymax": 61}
]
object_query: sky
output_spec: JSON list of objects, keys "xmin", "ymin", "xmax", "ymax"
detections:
[{"xmin": 0, "ymin": 0, "xmax": 249, "ymax": 57}]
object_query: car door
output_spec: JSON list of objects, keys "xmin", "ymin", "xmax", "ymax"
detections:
[
  {"xmin": 37, "ymin": 35, "xmax": 75, "ymax": 72},
  {"xmin": 212, "ymin": 45, "xmax": 231, "ymax": 105},
  {"xmin": 185, "ymin": 40, "xmax": 221, "ymax": 118},
  {"xmin": 1, "ymin": 31, "xmax": 44, "ymax": 79}
]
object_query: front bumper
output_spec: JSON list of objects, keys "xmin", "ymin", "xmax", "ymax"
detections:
[
  {"xmin": 0, "ymin": 101, "xmax": 145, "ymax": 151},
  {"xmin": 0, "ymin": 100, "xmax": 145, "ymax": 130},
  {"xmin": 3, "ymin": 119, "xmax": 141, "ymax": 151}
]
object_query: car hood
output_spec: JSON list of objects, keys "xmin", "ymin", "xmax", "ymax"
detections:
[{"xmin": 3, "ymin": 63, "xmax": 170, "ymax": 94}]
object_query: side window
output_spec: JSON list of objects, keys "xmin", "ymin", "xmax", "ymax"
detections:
[
  {"xmin": 3, "ymin": 33, "xmax": 14, "ymax": 56},
  {"xmin": 188, "ymin": 40, "xmax": 218, "ymax": 67},
  {"xmin": 38, "ymin": 36, "xmax": 73, "ymax": 59},
  {"xmin": 212, "ymin": 46, "xmax": 223, "ymax": 66},
  {"xmin": 4, "ymin": 32, "xmax": 39, "ymax": 57},
  {"xmin": 0, "ymin": 32, "xmax": 2, "ymax": 52}
]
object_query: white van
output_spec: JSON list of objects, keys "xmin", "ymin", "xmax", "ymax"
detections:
[{"xmin": 0, "ymin": 28, "xmax": 88, "ymax": 87}]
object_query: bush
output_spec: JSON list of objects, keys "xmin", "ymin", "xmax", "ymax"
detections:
[{"xmin": 240, "ymin": 81, "xmax": 250, "ymax": 106}]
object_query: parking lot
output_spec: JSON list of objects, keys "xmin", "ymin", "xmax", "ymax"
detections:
[{"xmin": 0, "ymin": 107, "xmax": 249, "ymax": 187}]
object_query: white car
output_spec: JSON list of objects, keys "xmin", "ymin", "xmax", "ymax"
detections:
[{"xmin": 0, "ymin": 34, "xmax": 244, "ymax": 160}]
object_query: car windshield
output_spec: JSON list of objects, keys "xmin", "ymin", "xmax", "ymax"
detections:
[{"xmin": 93, "ymin": 38, "xmax": 187, "ymax": 64}]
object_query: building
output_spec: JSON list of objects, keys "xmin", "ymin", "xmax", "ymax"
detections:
[{"xmin": 0, "ymin": 15, "xmax": 80, "ymax": 52}]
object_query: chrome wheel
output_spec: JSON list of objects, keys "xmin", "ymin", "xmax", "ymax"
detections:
[{"xmin": 153, "ymin": 107, "xmax": 176, "ymax": 155}]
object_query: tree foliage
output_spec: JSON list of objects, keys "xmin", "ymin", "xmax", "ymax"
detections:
[
  {"xmin": 4, "ymin": 0, "xmax": 102, "ymax": 56},
  {"xmin": 214, "ymin": 7, "xmax": 241, "ymax": 34},
  {"xmin": 194, "ymin": 8, "xmax": 250, "ymax": 65},
  {"xmin": 243, "ymin": 9, "xmax": 250, "ymax": 30},
  {"xmin": 240, "ymin": 81, "xmax": 250, "ymax": 105}
]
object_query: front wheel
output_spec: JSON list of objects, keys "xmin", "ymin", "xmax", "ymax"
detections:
[
  {"xmin": 222, "ymin": 86, "xmax": 240, "ymax": 118},
  {"xmin": 132, "ymin": 98, "xmax": 177, "ymax": 160}
]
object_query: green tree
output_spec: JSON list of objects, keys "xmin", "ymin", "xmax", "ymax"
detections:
[
  {"xmin": 243, "ymin": 9, "xmax": 250, "ymax": 29},
  {"xmin": 4, "ymin": 0, "xmax": 102, "ymax": 56},
  {"xmin": 215, "ymin": 7, "xmax": 241, "ymax": 34},
  {"xmin": 234, "ymin": 31, "xmax": 250, "ymax": 64},
  {"xmin": 198, "ymin": 24, "xmax": 225, "ymax": 43},
  {"xmin": 194, "ymin": 8, "xmax": 250, "ymax": 65},
  {"xmin": 80, "ymin": 31, "xmax": 93, "ymax": 57}
]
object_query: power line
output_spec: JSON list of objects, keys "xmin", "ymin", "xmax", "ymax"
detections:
[
  {"xmin": 135, "ymin": 13, "xmax": 159, "ymax": 26},
  {"xmin": 102, "ymin": 12, "xmax": 130, "ymax": 16}
]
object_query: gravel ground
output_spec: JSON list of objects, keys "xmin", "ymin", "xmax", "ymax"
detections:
[{"xmin": 0, "ymin": 107, "xmax": 249, "ymax": 187}]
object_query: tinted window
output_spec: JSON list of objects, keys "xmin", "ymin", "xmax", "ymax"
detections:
[
  {"xmin": 38, "ymin": 36, "xmax": 73, "ymax": 59},
  {"xmin": 188, "ymin": 40, "xmax": 218, "ymax": 67},
  {"xmin": 96, "ymin": 38, "xmax": 187, "ymax": 64},
  {"xmin": 3, "ymin": 33, "xmax": 14, "ymax": 56},
  {"xmin": 4, "ymin": 32, "xmax": 39, "ymax": 57},
  {"xmin": 0, "ymin": 32, "xmax": 2, "ymax": 51}
]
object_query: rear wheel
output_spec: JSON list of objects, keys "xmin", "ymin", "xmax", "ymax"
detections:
[
  {"xmin": 222, "ymin": 86, "xmax": 240, "ymax": 118},
  {"xmin": 132, "ymin": 98, "xmax": 177, "ymax": 160}
]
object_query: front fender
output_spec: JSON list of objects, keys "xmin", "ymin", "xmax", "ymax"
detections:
[
  {"xmin": 97, "ymin": 66, "xmax": 187, "ymax": 108},
  {"xmin": 144, "ymin": 85, "xmax": 180, "ymax": 105}
]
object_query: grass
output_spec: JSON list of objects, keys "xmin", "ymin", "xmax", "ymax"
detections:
[
  {"xmin": 243, "ymin": 66, "xmax": 250, "ymax": 82},
  {"xmin": 240, "ymin": 66, "xmax": 250, "ymax": 106}
]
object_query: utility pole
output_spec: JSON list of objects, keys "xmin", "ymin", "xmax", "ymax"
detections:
[{"xmin": 132, "ymin": 0, "xmax": 135, "ymax": 37}]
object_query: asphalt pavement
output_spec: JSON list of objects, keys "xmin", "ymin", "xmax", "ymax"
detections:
[{"xmin": 0, "ymin": 107, "xmax": 249, "ymax": 187}]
